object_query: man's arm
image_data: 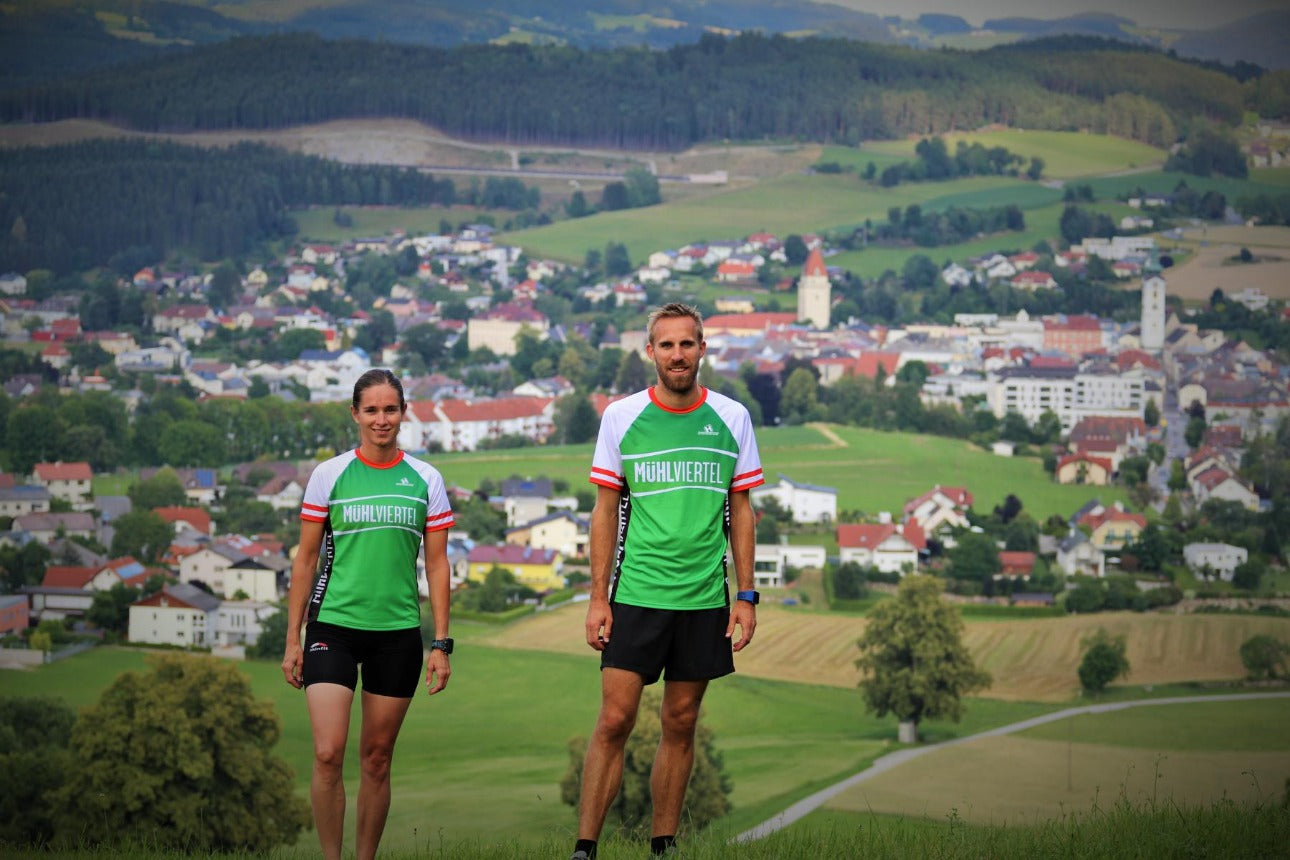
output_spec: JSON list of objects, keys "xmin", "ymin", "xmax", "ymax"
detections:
[
  {"xmin": 725, "ymin": 489, "xmax": 757, "ymax": 652},
  {"xmin": 585, "ymin": 484, "xmax": 621, "ymax": 650}
]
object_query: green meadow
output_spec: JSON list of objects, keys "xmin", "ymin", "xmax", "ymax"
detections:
[
  {"xmin": 429, "ymin": 423, "xmax": 1125, "ymax": 523},
  {"xmin": 853, "ymin": 130, "xmax": 1167, "ymax": 179},
  {"xmin": 0, "ymin": 642, "xmax": 1054, "ymax": 853}
]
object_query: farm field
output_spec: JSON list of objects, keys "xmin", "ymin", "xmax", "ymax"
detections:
[
  {"xmin": 821, "ymin": 698, "xmax": 1290, "ymax": 826},
  {"xmin": 481, "ymin": 603, "xmax": 1290, "ymax": 702},
  {"xmin": 427, "ymin": 422, "xmax": 1126, "ymax": 523},
  {"xmin": 0, "ymin": 641, "xmax": 1042, "ymax": 853},
  {"xmin": 854, "ymin": 129, "xmax": 1167, "ymax": 179}
]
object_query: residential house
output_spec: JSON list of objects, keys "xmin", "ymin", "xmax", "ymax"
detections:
[
  {"xmin": 752, "ymin": 543, "xmax": 827, "ymax": 589},
  {"xmin": 505, "ymin": 511, "xmax": 589, "ymax": 559},
  {"xmin": 902, "ymin": 485, "xmax": 973, "ymax": 540},
  {"xmin": 13, "ymin": 512, "xmax": 95, "ymax": 543},
  {"xmin": 224, "ymin": 555, "xmax": 285, "ymax": 602},
  {"xmin": 155, "ymin": 506, "xmax": 214, "ymax": 537},
  {"xmin": 1074, "ymin": 503, "xmax": 1146, "ymax": 551},
  {"xmin": 415, "ymin": 397, "xmax": 556, "ymax": 453},
  {"xmin": 0, "ymin": 594, "xmax": 29, "ymax": 634},
  {"xmin": 837, "ymin": 523, "xmax": 920, "ymax": 575},
  {"xmin": 1182, "ymin": 542, "xmax": 1249, "ymax": 581},
  {"xmin": 31, "ymin": 461, "xmax": 93, "ymax": 507},
  {"xmin": 466, "ymin": 544, "xmax": 563, "ymax": 592},
  {"xmin": 1067, "ymin": 415, "xmax": 1147, "ymax": 472},
  {"xmin": 214, "ymin": 600, "xmax": 277, "ymax": 647},
  {"xmin": 128, "ymin": 583, "xmax": 221, "ymax": 647},
  {"xmin": 1055, "ymin": 452, "xmax": 1114, "ymax": 485},
  {"xmin": 256, "ymin": 474, "xmax": 305, "ymax": 511},
  {"xmin": 1057, "ymin": 531, "xmax": 1105, "ymax": 577},
  {"xmin": 997, "ymin": 551, "xmax": 1036, "ymax": 579},
  {"xmin": 466, "ymin": 301, "xmax": 549, "ymax": 356},
  {"xmin": 751, "ymin": 475, "xmax": 837, "ymax": 524},
  {"xmin": 1191, "ymin": 467, "xmax": 1260, "ymax": 512},
  {"xmin": 0, "ymin": 485, "xmax": 52, "ymax": 517}
]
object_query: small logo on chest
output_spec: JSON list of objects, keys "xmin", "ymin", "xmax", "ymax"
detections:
[{"xmin": 699, "ymin": 424, "xmax": 719, "ymax": 436}]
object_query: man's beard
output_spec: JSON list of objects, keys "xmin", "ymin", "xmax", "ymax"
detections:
[{"xmin": 658, "ymin": 364, "xmax": 699, "ymax": 394}]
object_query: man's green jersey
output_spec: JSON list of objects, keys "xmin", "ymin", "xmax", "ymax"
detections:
[
  {"xmin": 300, "ymin": 449, "xmax": 454, "ymax": 630},
  {"xmin": 590, "ymin": 386, "xmax": 763, "ymax": 609}
]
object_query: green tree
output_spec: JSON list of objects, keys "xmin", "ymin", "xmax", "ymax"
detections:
[
  {"xmin": 947, "ymin": 530, "xmax": 1000, "ymax": 583},
  {"xmin": 51, "ymin": 654, "xmax": 309, "ymax": 851},
  {"xmin": 855, "ymin": 574, "xmax": 991, "ymax": 742},
  {"xmin": 86, "ymin": 582, "xmax": 141, "ymax": 636},
  {"xmin": 0, "ymin": 540, "xmax": 51, "ymax": 592},
  {"xmin": 1184, "ymin": 416, "xmax": 1207, "ymax": 449},
  {"xmin": 207, "ymin": 261, "xmax": 241, "ymax": 310},
  {"xmin": 1077, "ymin": 628, "xmax": 1130, "ymax": 694},
  {"xmin": 832, "ymin": 562, "xmax": 868, "ymax": 600},
  {"xmin": 129, "ymin": 467, "xmax": 188, "ymax": 509},
  {"xmin": 553, "ymin": 393, "xmax": 600, "ymax": 445},
  {"xmin": 1143, "ymin": 397, "xmax": 1160, "ymax": 428},
  {"xmin": 779, "ymin": 367, "xmax": 819, "ymax": 425},
  {"xmin": 560, "ymin": 688, "xmax": 730, "ymax": 837},
  {"xmin": 158, "ymin": 419, "xmax": 227, "ymax": 467},
  {"xmin": 110, "ymin": 510, "xmax": 174, "ymax": 564},
  {"xmin": 1239, "ymin": 635, "xmax": 1288, "ymax": 680},
  {"xmin": 0, "ymin": 697, "xmax": 76, "ymax": 845},
  {"xmin": 248, "ymin": 605, "xmax": 288, "ymax": 661},
  {"xmin": 1168, "ymin": 459, "xmax": 1188, "ymax": 492},
  {"xmin": 614, "ymin": 349, "xmax": 650, "ymax": 394},
  {"xmin": 783, "ymin": 234, "xmax": 809, "ymax": 266}
]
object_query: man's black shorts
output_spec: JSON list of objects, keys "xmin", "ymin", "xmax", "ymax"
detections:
[
  {"xmin": 601, "ymin": 603, "xmax": 733, "ymax": 685},
  {"xmin": 302, "ymin": 620, "xmax": 423, "ymax": 698}
]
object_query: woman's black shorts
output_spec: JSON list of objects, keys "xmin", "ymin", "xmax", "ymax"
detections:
[
  {"xmin": 302, "ymin": 620, "xmax": 423, "ymax": 698},
  {"xmin": 601, "ymin": 604, "xmax": 734, "ymax": 685}
]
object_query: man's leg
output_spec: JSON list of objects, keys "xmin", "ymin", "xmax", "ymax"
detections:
[
  {"xmin": 355, "ymin": 690, "xmax": 414, "ymax": 860},
  {"xmin": 650, "ymin": 678, "xmax": 709, "ymax": 839},
  {"xmin": 577, "ymin": 667, "xmax": 646, "ymax": 841},
  {"xmin": 305, "ymin": 683, "xmax": 355, "ymax": 860}
]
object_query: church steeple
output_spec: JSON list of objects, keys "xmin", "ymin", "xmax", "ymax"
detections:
[{"xmin": 797, "ymin": 246, "xmax": 831, "ymax": 329}]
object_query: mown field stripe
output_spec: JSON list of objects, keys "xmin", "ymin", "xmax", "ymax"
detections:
[{"xmin": 733, "ymin": 691, "xmax": 1290, "ymax": 843}]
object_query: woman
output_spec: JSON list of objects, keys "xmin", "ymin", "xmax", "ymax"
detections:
[{"xmin": 282, "ymin": 368, "xmax": 455, "ymax": 860}]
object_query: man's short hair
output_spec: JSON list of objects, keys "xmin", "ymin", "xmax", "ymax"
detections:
[{"xmin": 647, "ymin": 302, "xmax": 704, "ymax": 345}]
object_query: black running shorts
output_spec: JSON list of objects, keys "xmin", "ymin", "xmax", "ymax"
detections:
[
  {"xmin": 302, "ymin": 620, "xmax": 424, "ymax": 698},
  {"xmin": 601, "ymin": 604, "xmax": 734, "ymax": 685}
]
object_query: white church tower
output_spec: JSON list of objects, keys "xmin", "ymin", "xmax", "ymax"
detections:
[
  {"xmin": 797, "ymin": 246, "xmax": 831, "ymax": 330},
  {"xmin": 1141, "ymin": 267, "xmax": 1166, "ymax": 353}
]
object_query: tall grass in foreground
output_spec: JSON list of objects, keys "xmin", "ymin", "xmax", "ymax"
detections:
[{"xmin": 5, "ymin": 796, "xmax": 1285, "ymax": 859}]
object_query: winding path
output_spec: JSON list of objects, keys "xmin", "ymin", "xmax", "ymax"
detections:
[{"xmin": 734, "ymin": 691, "xmax": 1290, "ymax": 842}]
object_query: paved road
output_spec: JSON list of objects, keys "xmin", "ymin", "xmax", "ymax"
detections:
[{"xmin": 733, "ymin": 690, "xmax": 1290, "ymax": 842}]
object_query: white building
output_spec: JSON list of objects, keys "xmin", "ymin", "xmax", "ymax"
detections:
[
  {"xmin": 751, "ymin": 474, "xmax": 837, "ymax": 524},
  {"xmin": 988, "ymin": 366, "xmax": 1145, "ymax": 431},
  {"xmin": 1182, "ymin": 542, "xmax": 1249, "ymax": 581},
  {"xmin": 128, "ymin": 583, "xmax": 221, "ymax": 647},
  {"xmin": 797, "ymin": 248, "xmax": 831, "ymax": 330},
  {"xmin": 1140, "ymin": 273, "xmax": 1166, "ymax": 352},
  {"xmin": 753, "ymin": 543, "xmax": 827, "ymax": 589}
]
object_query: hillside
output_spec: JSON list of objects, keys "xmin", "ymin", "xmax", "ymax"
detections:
[{"xmin": 483, "ymin": 603, "xmax": 1290, "ymax": 701}]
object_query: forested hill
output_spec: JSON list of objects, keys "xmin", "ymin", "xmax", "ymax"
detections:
[{"xmin": 0, "ymin": 33, "xmax": 1258, "ymax": 150}]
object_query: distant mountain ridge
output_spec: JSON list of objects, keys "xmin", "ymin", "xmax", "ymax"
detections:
[{"xmin": 0, "ymin": 0, "xmax": 1283, "ymax": 88}]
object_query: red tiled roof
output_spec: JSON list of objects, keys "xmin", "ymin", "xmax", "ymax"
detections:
[
  {"xmin": 469, "ymin": 545, "xmax": 558, "ymax": 564},
  {"xmin": 42, "ymin": 566, "xmax": 97, "ymax": 589},
  {"xmin": 34, "ymin": 461, "xmax": 92, "ymax": 481},
  {"xmin": 803, "ymin": 247, "xmax": 828, "ymax": 278},
  {"xmin": 436, "ymin": 397, "xmax": 554, "ymax": 422}
]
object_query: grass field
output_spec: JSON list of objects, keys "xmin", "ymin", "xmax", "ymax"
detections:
[
  {"xmin": 824, "ymin": 698, "xmax": 1290, "ymax": 826},
  {"xmin": 429, "ymin": 422, "xmax": 1126, "ymax": 524},
  {"xmin": 0, "ymin": 641, "xmax": 1045, "ymax": 853},
  {"xmin": 481, "ymin": 603, "xmax": 1290, "ymax": 702},
  {"xmin": 853, "ymin": 130, "xmax": 1167, "ymax": 179}
]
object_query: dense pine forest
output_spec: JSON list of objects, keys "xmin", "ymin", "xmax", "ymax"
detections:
[
  {"xmin": 0, "ymin": 33, "xmax": 1266, "ymax": 150},
  {"xmin": 0, "ymin": 140, "xmax": 462, "ymax": 273}
]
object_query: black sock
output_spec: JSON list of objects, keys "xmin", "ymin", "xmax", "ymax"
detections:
[
  {"xmin": 574, "ymin": 838, "xmax": 597, "ymax": 859},
  {"xmin": 651, "ymin": 835, "xmax": 676, "ymax": 855}
]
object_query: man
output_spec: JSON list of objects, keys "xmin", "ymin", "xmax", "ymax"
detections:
[{"xmin": 571, "ymin": 303, "xmax": 763, "ymax": 859}]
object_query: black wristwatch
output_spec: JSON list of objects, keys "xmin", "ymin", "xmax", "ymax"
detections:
[
  {"xmin": 429, "ymin": 638, "xmax": 454, "ymax": 654},
  {"xmin": 735, "ymin": 590, "xmax": 760, "ymax": 605}
]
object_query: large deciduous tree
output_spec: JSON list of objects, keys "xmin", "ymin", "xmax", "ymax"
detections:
[
  {"xmin": 855, "ymin": 574, "xmax": 991, "ymax": 742},
  {"xmin": 50, "ymin": 654, "xmax": 309, "ymax": 852},
  {"xmin": 1077, "ymin": 628, "xmax": 1131, "ymax": 694},
  {"xmin": 0, "ymin": 696, "xmax": 75, "ymax": 846},
  {"xmin": 560, "ymin": 689, "xmax": 731, "ymax": 837}
]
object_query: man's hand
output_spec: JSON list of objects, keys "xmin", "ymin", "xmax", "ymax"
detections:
[
  {"xmin": 726, "ymin": 600, "xmax": 756, "ymax": 652},
  {"xmin": 585, "ymin": 597, "xmax": 613, "ymax": 651},
  {"xmin": 425, "ymin": 650, "xmax": 451, "ymax": 695}
]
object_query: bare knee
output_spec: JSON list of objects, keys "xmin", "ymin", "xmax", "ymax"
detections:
[
  {"xmin": 594, "ymin": 703, "xmax": 639, "ymax": 746},
  {"xmin": 314, "ymin": 741, "xmax": 346, "ymax": 780},
  {"xmin": 360, "ymin": 743, "xmax": 396, "ymax": 782},
  {"xmin": 659, "ymin": 703, "xmax": 699, "ymax": 743}
]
